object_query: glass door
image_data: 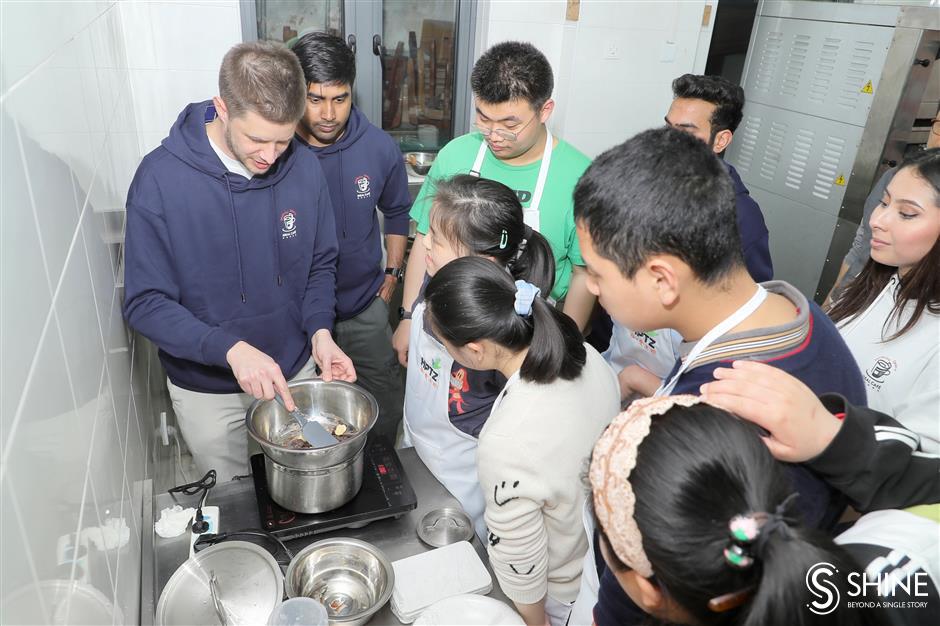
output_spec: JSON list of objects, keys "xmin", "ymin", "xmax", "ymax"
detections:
[
  {"xmin": 251, "ymin": 0, "xmax": 344, "ymax": 42},
  {"xmin": 377, "ymin": 1, "xmax": 457, "ymax": 151},
  {"xmin": 243, "ymin": 0, "xmax": 475, "ymax": 152}
]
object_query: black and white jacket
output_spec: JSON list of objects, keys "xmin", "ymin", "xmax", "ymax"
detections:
[{"xmin": 809, "ymin": 394, "xmax": 940, "ymax": 512}]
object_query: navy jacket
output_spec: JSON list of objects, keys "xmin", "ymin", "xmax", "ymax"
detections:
[
  {"xmin": 297, "ymin": 107, "xmax": 411, "ymax": 320},
  {"xmin": 123, "ymin": 101, "xmax": 338, "ymax": 393},
  {"xmin": 726, "ymin": 161, "xmax": 773, "ymax": 282}
]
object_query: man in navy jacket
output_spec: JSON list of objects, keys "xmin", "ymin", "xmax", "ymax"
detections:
[
  {"xmin": 603, "ymin": 74, "xmax": 774, "ymax": 398},
  {"xmin": 124, "ymin": 41, "xmax": 355, "ymax": 481},
  {"xmin": 291, "ymin": 32, "xmax": 411, "ymax": 442},
  {"xmin": 665, "ymin": 73, "xmax": 773, "ymax": 281}
]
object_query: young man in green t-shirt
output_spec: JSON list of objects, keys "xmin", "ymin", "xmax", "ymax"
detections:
[{"xmin": 393, "ymin": 41, "xmax": 595, "ymax": 365}]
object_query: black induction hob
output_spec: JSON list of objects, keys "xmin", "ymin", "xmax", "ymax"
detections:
[{"xmin": 251, "ymin": 436, "xmax": 417, "ymax": 541}]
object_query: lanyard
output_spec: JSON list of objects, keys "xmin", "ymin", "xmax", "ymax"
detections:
[
  {"xmin": 655, "ymin": 285, "xmax": 768, "ymax": 396},
  {"xmin": 470, "ymin": 129, "xmax": 554, "ymax": 217}
]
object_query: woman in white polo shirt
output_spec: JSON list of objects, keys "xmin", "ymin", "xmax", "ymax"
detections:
[{"xmin": 830, "ymin": 148, "xmax": 940, "ymax": 453}]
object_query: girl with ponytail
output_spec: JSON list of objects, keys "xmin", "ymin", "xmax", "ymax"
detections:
[
  {"xmin": 402, "ymin": 175, "xmax": 561, "ymax": 545},
  {"xmin": 589, "ymin": 396, "xmax": 933, "ymax": 626},
  {"xmin": 423, "ymin": 257, "xmax": 620, "ymax": 626}
]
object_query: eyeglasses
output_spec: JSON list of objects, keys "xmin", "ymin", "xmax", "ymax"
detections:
[{"xmin": 473, "ymin": 112, "xmax": 539, "ymax": 142}]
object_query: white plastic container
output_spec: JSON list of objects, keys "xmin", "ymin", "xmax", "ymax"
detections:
[
  {"xmin": 268, "ymin": 597, "xmax": 329, "ymax": 626},
  {"xmin": 390, "ymin": 541, "xmax": 492, "ymax": 623}
]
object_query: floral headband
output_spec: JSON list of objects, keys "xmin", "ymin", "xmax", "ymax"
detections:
[{"xmin": 589, "ymin": 394, "xmax": 704, "ymax": 578}]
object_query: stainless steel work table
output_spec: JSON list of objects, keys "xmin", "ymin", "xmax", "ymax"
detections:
[{"xmin": 149, "ymin": 447, "xmax": 510, "ymax": 624}]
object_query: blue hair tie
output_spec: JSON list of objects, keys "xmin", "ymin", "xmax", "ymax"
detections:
[{"xmin": 514, "ymin": 280, "xmax": 540, "ymax": 317}]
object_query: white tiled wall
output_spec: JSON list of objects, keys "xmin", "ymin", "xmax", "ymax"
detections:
[
  {"xmin": 1, "ymin": 1, "xmax": 240, "ymax": 623},
  {"xmin": 121, "ymin": 0, "xmax": 242, "ymax": 156},
  {"xmin": 479, "ymin": 0, "xmax": 718, "ymax": 157}
]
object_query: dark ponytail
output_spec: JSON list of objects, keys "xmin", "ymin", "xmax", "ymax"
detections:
[
  {"xmin": 602, "ymin": 405, "xmax": 887, "ymax": 626},
  {"xmin": 430, "ymin": 175, "xmax": 555, "ymax": 293},
  {"xmin": 424, "ymin": 257, "xmax": 586, "ymax": 383}
]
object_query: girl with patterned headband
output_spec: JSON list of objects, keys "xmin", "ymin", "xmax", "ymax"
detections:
[
  {"xmin": 424, "ymin": 256, "xmax": 620, "ymax": 626},
  {"xmin": 587, "ymin": 396, "xmax": 936, "ymax": 626}
]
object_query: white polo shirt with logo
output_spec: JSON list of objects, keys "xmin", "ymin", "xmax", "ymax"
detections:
[{"xmin": 838, "ymin": 274, "xmax": 940, "ymax": 454}]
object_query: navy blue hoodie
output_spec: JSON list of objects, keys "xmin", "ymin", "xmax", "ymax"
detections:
[
  {"xmin": 297, "ymin": 106, "xmax": 411, "ymax": 320},
  {"xmin": 123, "ymin": 101, "xmax": 339, "ymax": 393},
  {"xmin": 725, "ymin": 160, "xmax": 774, "ymax": 282}
]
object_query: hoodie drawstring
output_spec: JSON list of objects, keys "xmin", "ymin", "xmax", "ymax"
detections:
[
  {"xmin": 224, "ymin": 175, "xmax": 247, "ymax": 303},
  {"xmin": 273, "ymin": 186, "xmax": 283, "ymax": 286},
  {"xmin": 338, "ymin": 148, "xmax": 348, "ymax": 239}
]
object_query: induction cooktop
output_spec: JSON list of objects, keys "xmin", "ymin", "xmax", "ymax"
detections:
[{"xmin": 250, "ymin": 436, "xmax": 417, "ymax": 541}]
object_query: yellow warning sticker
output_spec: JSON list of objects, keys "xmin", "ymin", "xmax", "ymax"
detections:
[
  {"xmin": 861, "ymin": 80, "xmax": 873, "ymax": 94},
  {"xmin": 835, "ymin": 174, "xmax": 846, "ymax": 186}
]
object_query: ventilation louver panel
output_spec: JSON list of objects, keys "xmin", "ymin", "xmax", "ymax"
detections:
[
  {"xmin": 727, "ymin": 102, "xmax": 864, "ymax": 217},
  {"xmin": 742, "ymin": 17, "xmax": 893, "ymax": 126}
]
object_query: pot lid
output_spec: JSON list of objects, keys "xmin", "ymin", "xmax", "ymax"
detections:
[{"xmin": 156, "ymin": 541, "xmax": 284, "ymax": 625}]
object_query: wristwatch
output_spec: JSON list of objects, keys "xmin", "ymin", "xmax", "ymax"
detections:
[
  {"xmin": 398, "ymin": 307, "xmax": 412, "ymax": 321},
  {"xmin": 385, "ymin": 267, "xmax": 404, "ymax": 282}
]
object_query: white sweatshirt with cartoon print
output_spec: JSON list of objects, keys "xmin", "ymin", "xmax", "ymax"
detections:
[{"xmin": 476, "ymin": 345, "xmax": 619, "ymax": 605}]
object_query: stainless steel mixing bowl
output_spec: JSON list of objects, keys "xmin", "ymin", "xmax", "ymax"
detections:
[
  {"xmin": 285, "ymin": 538, "xmax": 394, "ymax": 626},
  {"xmin": 405, "ymin": 151, "xmax": 436, "ymax": 176},
  {"xmin": 246, "ymin": 380, "xmax": 378, "ymax": 513}
]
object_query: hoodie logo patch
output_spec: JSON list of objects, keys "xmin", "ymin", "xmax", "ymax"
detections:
[
  {"xmin": 355, "ymin": 174, "xmax": 372, "ymax": 199},
  {"xmin": 280, "ymin": 209, "xmax": 297, "ymax": 239}
]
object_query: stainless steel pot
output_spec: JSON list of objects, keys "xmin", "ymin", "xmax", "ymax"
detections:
[
  {"xmin": 264, "ymin": 446, "xmax": 365, "ymax": 514},
  {"xmin": 246, "ymin": 380, "xmax": 378, "ymax": 513}
]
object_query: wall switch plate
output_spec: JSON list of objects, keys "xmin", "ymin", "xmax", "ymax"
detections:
[
  {"xmin": 660, "ymin": 41, "xmax": 677, "ymax": 63},
  {"xmin": 189, "ymin": 505, "xmax": 220, "ymax": 558},
  {"xmin": 604, "ymin": 39, "xmax": 620, "ymax": 60}
]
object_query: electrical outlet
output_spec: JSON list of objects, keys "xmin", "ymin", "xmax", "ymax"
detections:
[
  {"xmin": 189, "ymin": 505, "xmax": 220, "ymax": 559},
  {"xmin": 604, "ymin": 39, "xmax": 620, "ymax": 60}
]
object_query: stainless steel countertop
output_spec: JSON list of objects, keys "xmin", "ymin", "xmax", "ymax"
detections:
[{"xmin": 149, "ymin": 447, "xmax": 510, "ymax": 624}]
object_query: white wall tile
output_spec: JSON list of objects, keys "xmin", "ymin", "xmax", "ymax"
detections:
[
  {"xmin": 0, "ymin": 476, "xmax": 49, "ymax": 625},
  {"xmin": 0, "ymin": 0, "xmax": 103, "ymax": 89},
  {"xmin": 488, "ymin": 0, "xmax": 569, "ymax": 24},
  {"xmin": 87, "ymin": 474, "xmax": 117, "ymax": 595},
  {"xmin": 111, "ymin": 518, "xmax": 141, "ymax": 624},
  {"xmin": 0, "ymin": 115, "xmax": 52, "ymax": 441},
  {"xmin": 19, "ymin": 129, "xmax": 82, "ymax": 295},
  {"xmin": 87, "ymin": 378, "xmax": 124, "ymax": 528},
  {"xmin": 129, "ymin": 68, "xmax": 221, "ymax": 135},
  {"xmin": 119, "ymin": 0, "xmax": 159, "ymax": 69},
  {"xmin": 57, "ymin": 235, "xmax": 107, "ymax": 409},
  {"xmin": 149, "ymin": 1, "xmax": 241, "ymax": 71},
  {"xmin": 107, "ymin": 350, "xmax": 133, "ymax": 465},
  {"xmin": 1, "ymin": 321, "xmax": 91, "ymax": 584}
]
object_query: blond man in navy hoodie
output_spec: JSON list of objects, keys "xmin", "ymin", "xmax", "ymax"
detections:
[
  {"xmin": 291, "ymin": 32, "xmax": 411, "ymax": 442},
  {"xmin": 124, "ymin": 42, "xmax": 355, "ymax": 482}
]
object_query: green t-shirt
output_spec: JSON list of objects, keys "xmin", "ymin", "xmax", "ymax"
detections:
[{"xmin": 410, "ymin": 132, "xmax": 590, "ymax": 301}]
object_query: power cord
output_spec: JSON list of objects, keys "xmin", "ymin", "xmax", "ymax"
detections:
[{"xmin": 194, "ymin": 529, "xmax": 295, "ymax": 568}]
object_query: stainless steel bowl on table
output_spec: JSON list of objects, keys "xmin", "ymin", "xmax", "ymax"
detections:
[
  {"xmin": 405, "ymin": 151, "xmax": 436, "ymax": 176},
  {"xmin": 286, "ymin": 538, "xmax": 394, "ymax": 626},
  {"xmin": 246, "ymin": 380, "xmax": 378, "ymax": 513}
]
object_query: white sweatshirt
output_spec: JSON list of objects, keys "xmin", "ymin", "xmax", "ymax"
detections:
[
  {"xmin": 839, "ymin": 275, "xmax": 940, "ymax": 453},
  {"xmin": 477, "ymin": 345, "xmax": 620, "ymax": 605}
]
